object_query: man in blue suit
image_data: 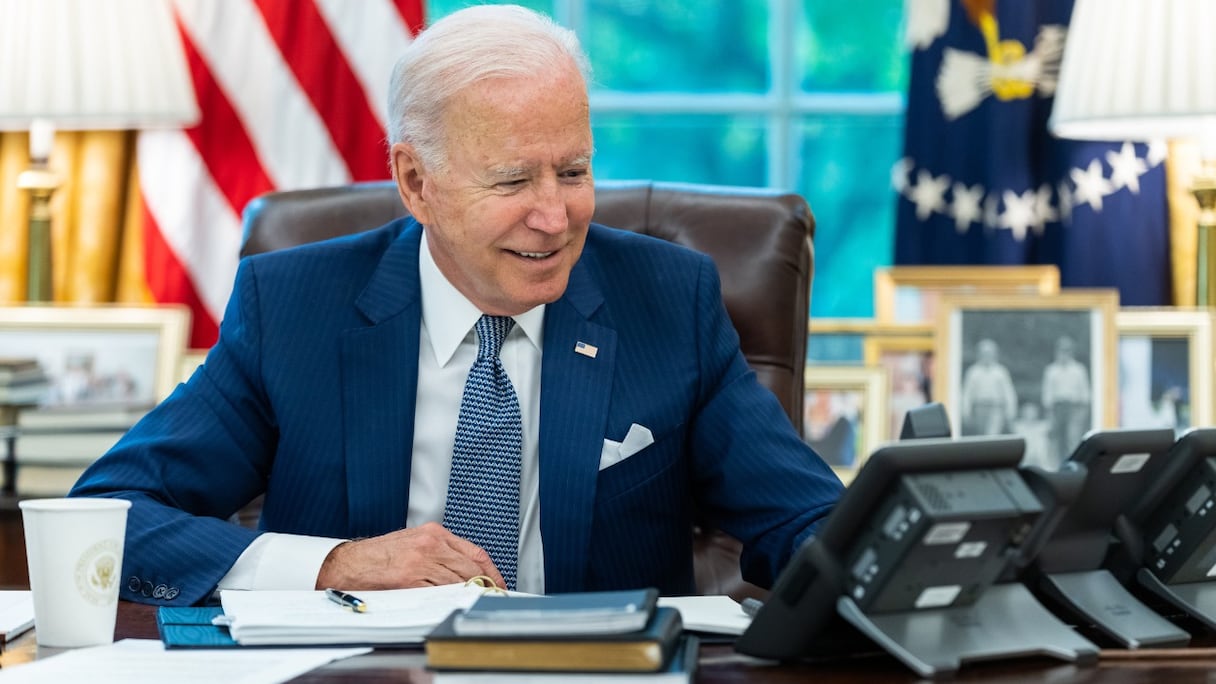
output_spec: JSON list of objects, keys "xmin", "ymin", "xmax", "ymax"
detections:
[{"xmin": 71, "ymin": 4, "xmax": 842, "ymax": 605}]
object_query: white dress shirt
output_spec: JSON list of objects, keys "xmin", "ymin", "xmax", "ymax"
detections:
[{"xmin": 218, "ymin": 229, "xmax": 547, "ymax": 594}]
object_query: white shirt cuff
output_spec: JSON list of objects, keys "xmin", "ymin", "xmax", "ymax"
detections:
[{"xmin": 218, "ymin": 533, "xmax": 346, "ymax": 591}]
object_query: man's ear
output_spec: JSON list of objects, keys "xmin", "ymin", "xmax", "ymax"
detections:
[{"xmin": 391, "ymin": 142, "xmax": 434, "ymax": 225}]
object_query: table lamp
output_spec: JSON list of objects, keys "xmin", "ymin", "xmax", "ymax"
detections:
[
  {"xmin": 0, "ymin": 0, "xmax": 198, "ymax": 302},
  {"xmin": 1049, "ymin": 0, "xmax": 1215, "ymax": 304}
]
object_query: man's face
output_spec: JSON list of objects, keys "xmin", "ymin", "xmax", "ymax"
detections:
[{"xmin": 393, "ymin": 63, "xmax": 595, "ymax": 316}]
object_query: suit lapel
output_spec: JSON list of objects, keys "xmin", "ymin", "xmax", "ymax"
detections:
[
  {"xmin": 340, "ymin": 223, "xmax": 423, "ymax": 537},
  {"xmin": 334, "ymin": 222, "xmax": 618, "ymax": 583},
  {"xmin": 539, "ymin": 257, "xmax": 616, "ymax": 593}
]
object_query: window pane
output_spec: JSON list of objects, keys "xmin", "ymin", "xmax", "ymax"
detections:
[
  {"xmin": 799, "ymin": 0, "xmax": 907, "ymax": 92},
  {"xmin": 591, "ymin": 114, "xmax": 766, "ymax": 186},
  {"xmin": 584, "ymin": 1, "xmax": 769, "ymax": 93},
  {"xmin": 800, "ymin": 114, "xmax": 903, "ymax": 318},
  {"xmin": 426, "ymin": 0, "xmax": 555, "ymax": 21}
]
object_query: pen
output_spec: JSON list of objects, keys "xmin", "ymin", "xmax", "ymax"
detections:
[
  {"xmin": 741, "ymin": 597, "xmax": 764, "ymax": 618},
  {"xmin": 325, "ymin": 588, "xmax": 368, "ymax": 613}
]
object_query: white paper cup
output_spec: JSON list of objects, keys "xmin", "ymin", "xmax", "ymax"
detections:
[{"xmin": 20, "ymin": 498, "xmax": 131, "ymax": 647}]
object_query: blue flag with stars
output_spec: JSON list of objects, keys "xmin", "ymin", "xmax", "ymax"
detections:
[{"xmin": 893, "ymin": 0, "xmax": 1170, "ymax": 305}]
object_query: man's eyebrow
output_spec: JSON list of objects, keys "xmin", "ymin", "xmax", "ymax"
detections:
[
  {"xmin": 564, "ymin": 152, "xmax": 593, "ymax": 167},
  {"xmin": 487, "ymin": 164, "xmax": 530, "ymax": 180},
  {"xmin": 487, "ymin": 154, "xmax": 591, "ymax": 178}
]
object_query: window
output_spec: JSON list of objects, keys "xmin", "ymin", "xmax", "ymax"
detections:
[{"xmin": 427, "ymin": 0, "xmax": 907, "ymax": 317}]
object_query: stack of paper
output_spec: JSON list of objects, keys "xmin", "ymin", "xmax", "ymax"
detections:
[
  {"xmin": 0, "ymin": 638, "xmax": 369, "ymax": 683},
  {"xmin": 219, "ymin": 583, "xmax": 488, "ymax": 646},
  {"xmin": 0, "ymin": 591, "xmax": 35, "ymax": 644},
  {"xmin": 427, "ymin": 605, "xmax": 684, "ymax": 672},
  {"xmin": 656, "ymin": 595, "xmax": 752, "ymax": 636},
  {"xmin": 425, "ymin": 588, "xmax": 695, "ymax": 677},
  {"xmin": 432, "ymin": 634, "xmax": 700, "ymax": 684}
]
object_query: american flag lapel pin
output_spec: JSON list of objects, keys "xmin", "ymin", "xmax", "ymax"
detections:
[{"xmin": 574, "ymin": 341, "xmax": 599, "ymax": 358}]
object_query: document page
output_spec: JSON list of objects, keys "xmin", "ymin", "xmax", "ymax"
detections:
[
  {"xmin": 0, "ymin": 638, "xmax": 369, "ymax": 683},
  {"xmin": 0, "ymin": 592, "xmax": 34, "ymax": 642},
  {"xmin": 658, "ymin": 596, "xmax": 751, "ymax": 636},
  {"xmin": 220, "ymin": 582, "xmax": 489, "ymax": 645}
]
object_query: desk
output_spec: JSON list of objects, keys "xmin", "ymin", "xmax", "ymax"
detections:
[
  {"xmin": 4, "ymin": 602, "xmax": 1216, "ymax": 682},
  {"xmin": 0, "ymin": 495, "xmax": 27, "ymax": 587}
]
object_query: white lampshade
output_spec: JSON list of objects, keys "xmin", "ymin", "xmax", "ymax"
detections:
[
  {"xmin": 1050, "ymin": 0, "xmax": 1216, "ymax": 151},
  {"xmin": 0, "ymin": 0, "xmax": 199, "ymax": 135}
]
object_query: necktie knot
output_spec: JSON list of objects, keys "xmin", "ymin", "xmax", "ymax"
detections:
[{"xmin": 475, "ymin": 315, "xmax": 514, "ymax": 360}]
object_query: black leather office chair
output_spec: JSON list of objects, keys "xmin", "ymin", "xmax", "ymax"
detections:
[{"xmin": 240, "ymin": 179, "xmax": 815, "ymax": 601}]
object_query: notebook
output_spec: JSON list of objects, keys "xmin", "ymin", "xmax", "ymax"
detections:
[
  {"xmin": 453, "ymin": 587, "xmax": 659, "ymax": 636},
  {"xmin": 431, "ymin": 634, "xmax": 699, "ymax": 684},
  {"xmin": 159, "ymin": 582, "xmax": 498, "ymax": 648},
  {"xmin": 426, "ymin": 605, "xmax": 682, "ymax": 672}
]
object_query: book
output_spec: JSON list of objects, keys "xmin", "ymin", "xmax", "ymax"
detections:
[
  {"xmin": 19, "ymin": 403, "xmax": 151, "ymax": 430},
  {"xmin": 157, "ymin": 606, "xmax": 237, "ymax": 648},
  {"xmin": 0, "ymin": 380, "xmax": 49, "ymax": 405},
  {"xmin": 0, "ymin": 357, "xmax": 41, "ymax": 381},
  {"xmin": 431, "ymin": 634, "xmax": 699, "ymax": 684},
  {"xmin": 0, "ymin": 367, "xmax": 47, "ymax": 387},
  {"xmin": 425, "ymin": 605, "xmax": 683, "ymax": 673},
  {"xmin": 453, "ymin": 588, "xmax": 659, "ymax": 637}
]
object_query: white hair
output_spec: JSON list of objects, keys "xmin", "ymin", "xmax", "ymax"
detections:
[{"xmin": 387, "ymin": 4, "xmax": 591, "ymax": 170}]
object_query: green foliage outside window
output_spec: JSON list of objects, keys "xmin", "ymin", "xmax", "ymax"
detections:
[{"xmin": 425, "ymin": 0, "xmax": 908, "ymax": 318}]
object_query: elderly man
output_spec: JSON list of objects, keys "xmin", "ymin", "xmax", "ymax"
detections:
[
  {"xmin": 71, "ymin": 4, "xmax": 841, "ymax": 604},
  {"xmin": 959, "ymin": 338, "xmax": 1018, "ymax": 436},
  {"xmin": 1041, "ymin": 335, "xmax": 1091, "ymax": 465}
]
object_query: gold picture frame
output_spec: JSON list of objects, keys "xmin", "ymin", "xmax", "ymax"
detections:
[
  {"xmin": 934, "ymin": 290, "xmax": 1119, "ymax": 471},
  {"xmin": 0, "ymin": 305, "xmax": 191, "ymax": 494},
  {"xmin": 803, "ymin": 365, "xmax": 888, "ymax": 485},
  {"xmin": 0, "ymin": 304, "xmax": 190, "ymax": 407},
  {"xmin": 874, "ymin": 265, "xmax": 1061, "ymax": 324},
  {"xmin": 807, "ymin": 318, "xmax": 932, "ymax": 366},
  {"xmin": 864, "ymin": 333, "xmax": 935, "ymax": 441},
  {"xmin": 179, "ymin": 348, "xmax": 210, "ymax": 384},
  {"xmin": 1116, "ymin": 307, "xmax": 1215, "ymax": 434}
]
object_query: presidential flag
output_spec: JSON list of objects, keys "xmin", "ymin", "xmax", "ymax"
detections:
[
  {"xmin": 139, "ymin": 0, "xmax": 424, "ymax": 347},
  {"xmin": 893, "ymin": 0, "xmax": 1170, "ymax": 305}
]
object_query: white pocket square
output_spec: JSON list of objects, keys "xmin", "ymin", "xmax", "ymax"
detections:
[{"xmin": 599, "ymin": 423, "xmax": 655, "ymax": 471}]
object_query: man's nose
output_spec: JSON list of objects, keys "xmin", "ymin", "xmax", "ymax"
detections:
[{"xmin": 525, "ymin": 180, "xmax": 569, "ymax": 234}]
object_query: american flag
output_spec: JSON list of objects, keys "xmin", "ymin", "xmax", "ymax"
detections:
[{"xmin": 139, "ymin": 0, "xmax": 424, "ymax": 347}]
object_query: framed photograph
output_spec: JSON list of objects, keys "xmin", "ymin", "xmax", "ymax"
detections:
[
  {"xmin": 1117, "ymin": 308, "xmax": 1214, "ymax": 436},
  {"xmin": 803, "ymin": 365, "xmax": 888, "ymax": 484},
  {"xmin": 934, "ymin": 290, "xmax": 1119, "ymax": 471},
  {"xmin": 180, "ymin": 348, "xmax": 210, "ymax": 384},
  {"xmin": 0, "ymin": 305, "xmax": 190, "ymax": 413},
  {"xmin": 874, "ymin": 265, "xmax": 1061, "ymax": 324},
  {"xmin": 864, "ymin": 334, "xmax": 935, "ymax": 441},
  {"xmin": 807, "ymin": 318, "xmax": 932, "ymax": 366}
]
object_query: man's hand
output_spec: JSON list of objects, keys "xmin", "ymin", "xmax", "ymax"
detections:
[{"xmin": 315, "ymin": 522, "xmax": 505, "ymax": 589}]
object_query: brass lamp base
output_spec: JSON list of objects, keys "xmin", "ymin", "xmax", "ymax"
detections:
[{"xmin": 16, "ymin": 166, "xmax": 61, "ymax": 302}]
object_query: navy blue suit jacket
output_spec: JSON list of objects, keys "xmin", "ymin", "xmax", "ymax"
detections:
[{"xmin": 72, "ymin": 218, "xmax": 843, "ymax": 605}]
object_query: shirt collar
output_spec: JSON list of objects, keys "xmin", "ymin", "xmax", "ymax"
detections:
[{"xmin": 419, "ymin": 229, "xmax": 545, "ymax": 367}]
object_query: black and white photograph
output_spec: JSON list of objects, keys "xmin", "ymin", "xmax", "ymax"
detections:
[
  {"xmin": 935, "ymin": 291, "xmax": 1119, "ymax": 471},
  {"xmin": 1117, "ymin": 309, "xmax": 1214, "ymax": 436}
]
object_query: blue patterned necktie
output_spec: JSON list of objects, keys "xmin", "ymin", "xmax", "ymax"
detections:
[{"xmin": 442, "ymin": 315, "xmax": 522, "ymax": 589}]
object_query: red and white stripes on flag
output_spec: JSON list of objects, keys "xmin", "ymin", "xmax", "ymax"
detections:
[{"xmin": 139, "ymin": 0, "xmax": 424, "ymax": 347}]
